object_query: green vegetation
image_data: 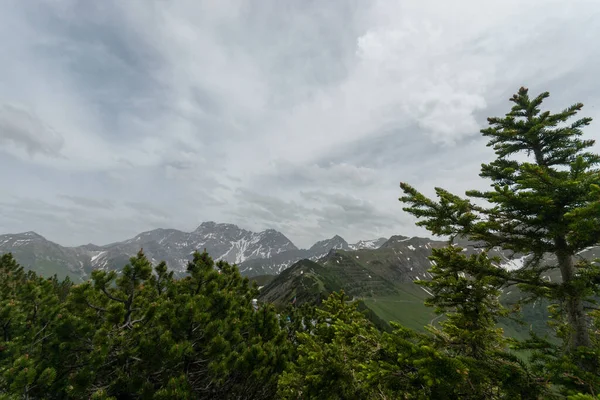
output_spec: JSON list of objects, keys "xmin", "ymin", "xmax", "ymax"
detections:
[
  {"xmin": 0, "ymin": 251, "xmax": 289, "ymax": 399},
  {"xmin": 361, "ymin": 288, "xmax": 434, "ymax": 331},
  {"xmin": 0, "ymin": 87, "xmax": 598, "ymax": 398},
  {"xmin": 248, "ymin": 274, "xmax": 277, "ymax": 287}
]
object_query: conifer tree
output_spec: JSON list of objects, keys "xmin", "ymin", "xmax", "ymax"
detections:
[
  {"xmin": 417, "ymin": 247, "xmax": 543, "ymax": 399},
  {"xmin": 0, "ymin": 254, "xmax": 66, "ymax": 398},
  {"xmin": 0, "ymin": 249, "xmax": 290, "ymax": 399},
  {"xmin": 420, "ymin": 248, "xmax": 509, "ymax": 358},
  {"xmin": 278, "ymin": 291, "xmax": 382, "ymax": 399},
  {"xmin": 400, "ymin": 87, "xmax": 600, "ymax": 383}
]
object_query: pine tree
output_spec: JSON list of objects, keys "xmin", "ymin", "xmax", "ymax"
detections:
[
  {"xmin": 400, "ymin": 87, "xmax": 600, "ymax": 385},
  {"xmin": 0, "ymin": 254, "xmax": 67, "ymax": 398},
  {"xmin": 278, "ymin": 291, "xmax": 382, "ymax": 399},
  {"xmin": 0, "ymin": 249, "xmax": 293, "ymax": 398},
  {"xmin": 420, "ymin": 247, "xmax": 509, "ymax": 360},
  {"xmin": 417, "ymin": 247, "xmax": 543, "ymax": 399}
]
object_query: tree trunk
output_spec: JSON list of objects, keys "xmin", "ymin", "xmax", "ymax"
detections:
[{"xmin": 556, "ymin": 244, "xmax": 591, "ymax": 351}]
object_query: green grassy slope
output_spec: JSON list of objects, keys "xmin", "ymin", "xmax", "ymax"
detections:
[
  {"xmin": 258, "ymin": 248, "xmax": 437, "ymax": 329},
  {"xmin": 362, "ymin": 293, "xmax": 434, "ymax": 332},
  {"xmin": 249, "ymin": 274, "xmax": 277, "ymax": 287},
  {"xmin": 258, "ymin": 246, "xmax": 560, "ymax": 341}
]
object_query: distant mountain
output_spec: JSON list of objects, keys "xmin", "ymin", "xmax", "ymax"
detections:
[
  {"xmin": 0, "ymin": 232, "xmax": 90, "ymax": 281},
  {"xmin": 86, "ymin": 222, "xmax": 299, "ymax": 276},
  {"xmin": 349, "ymin": 237, "xmax": 388, "ymax": 250},
  {"xmin": 0, "ymin": 223, "xmax": 390, "ymax": 279},
  {"xmin": 309, "ymin": 235, "xmax": 349, "ymax": 254},
  {"xmin": 237, "ymin": 235, "xmax": 388, "ymax": 275}
]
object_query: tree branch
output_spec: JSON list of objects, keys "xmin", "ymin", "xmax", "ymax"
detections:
[
  {"xmin": 101, "ymin": 287, "xmax": 126, "ymax": 303},
  {"xmin": 86, "ymin": 301, "xmax": 107, "ymax": 313}
]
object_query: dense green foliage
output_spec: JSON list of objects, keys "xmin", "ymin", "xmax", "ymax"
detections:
[
  {"xmin": 1, "ymin": 87, "xmax": 598, "ymax": 398},
  {"xmin": 0, "ymin": 251, "xmax": 289, "ymax": 399}
]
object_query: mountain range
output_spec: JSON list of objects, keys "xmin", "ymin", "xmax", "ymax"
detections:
[
  {"xmin": 3, "ymin": 221, "xmax": 599, "ymax": 337},
  {"xmin": 0, "ymin": 222, "xmax": 388, "ymax": 281}
]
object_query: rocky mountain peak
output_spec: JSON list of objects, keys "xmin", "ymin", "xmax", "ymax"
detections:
[
  {"xmin": 309, "ymin": 235, "xmax": 349, "ymax": 253},
  {"xmin": 86, "ymin": 222, "xmax": 300, "ymax": 273},
  {"xmin": 350, "ymin": 237, "xmax": 388, "ymax": 250},
  {"xmin": 0, "ymin": 231, "xmax": 46, "ymax": 246},
  {"xmin": 18, "ymin": 231, "xmax": 46, "ymax": 240},
  {"xmin": 380, "ymin": 235, "xmax": 411, "ymax": 248},
  {"xmin": 196, "ymin": 221, "xmax": 240, "ymax": 231},
  {"xmin": 256, "ymin": 229, "xmax": 298, "ymax": 250}
]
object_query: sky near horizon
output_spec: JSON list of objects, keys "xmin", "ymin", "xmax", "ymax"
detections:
[{"xmin": 1, "ymin": 0, "xmax": 599, "ymax": 248}]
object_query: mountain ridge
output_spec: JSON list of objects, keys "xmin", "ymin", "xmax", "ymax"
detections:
[
  {"xmin": 257, "ymin": 237, "xmax": 600, "ymax": 336},
  {"xmin": 0, "ymin": 222, "xmax": 391, "ymax": 280}
]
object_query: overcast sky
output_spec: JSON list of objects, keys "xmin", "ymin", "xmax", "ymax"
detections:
[{"xmin": 1, "ymin": 0, "xmax": 599, "ymax": 248}]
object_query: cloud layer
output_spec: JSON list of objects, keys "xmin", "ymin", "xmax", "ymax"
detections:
[{"xmin": 1, "ymin": 0, "xmax": 599, "ymax": 248}]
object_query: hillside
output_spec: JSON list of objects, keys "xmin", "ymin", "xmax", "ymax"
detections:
[
  {"xmin": 258, "ymin": 247, "xmax": 436, "ymax": 331},
  {"xmin": 0, "ymin": 232, "xmax": 91, "ymax": 281},
  {"xmin": 259, "ymin": 236, "xmax": 600, "ymax": 336}
]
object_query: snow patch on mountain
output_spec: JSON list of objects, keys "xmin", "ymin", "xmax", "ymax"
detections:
[
  {"xmin": 499, "ymin": 255, "xmax": 529, "ymax": 271},
  {"xmin": 349, "ymin": 238, "xmax": 387, "ymax": 250},
  {"xmin": 91, "ymin": 251, "xmax": 106, "ymax": 263}
]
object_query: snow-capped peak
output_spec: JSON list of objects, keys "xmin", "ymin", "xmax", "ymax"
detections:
[{"xmin": 349, "ymin": 238, "xmax": 387, "ymax": 250}]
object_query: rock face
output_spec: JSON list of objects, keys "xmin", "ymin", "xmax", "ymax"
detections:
[
  {"xmin": 238, "ymin": 235, "xmax": 389, "ymax": 276},
  {"xmin": 0, "ymin": 223, "xmax": 390, "ymax": 279},
  {"xmin": 349, "ymin": 238, "xmax": 388, "ymax": 250},
  {"xmin": 85, "ymin": 222, "xmax": 300, "ymax": 277}
]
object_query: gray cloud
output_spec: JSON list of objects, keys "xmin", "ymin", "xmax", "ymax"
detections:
[
  {"xmin": 231, "ymin": 188, "xmax": 311, "ymax": 222},
  {"xmin": 260, "ymin": 161, "xmax": 379, "ymax": 190},
  {"xmin": 1, "ymin": 0, "xmax": 599, "ymax": 248},
  {"xmin": 59, "ymin": 195, "xmax": 114, "ymax": 210},
  {"xmin": 126, "ymin": 201, "xmax": 171, "ymax": 219},
  {"xmin": 0, "ymin": 104, "xmax": 64, "ymax": 157},
  {"xmin": 302, "ymin": 190, "xmax": 406, "ymax": 237}
]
